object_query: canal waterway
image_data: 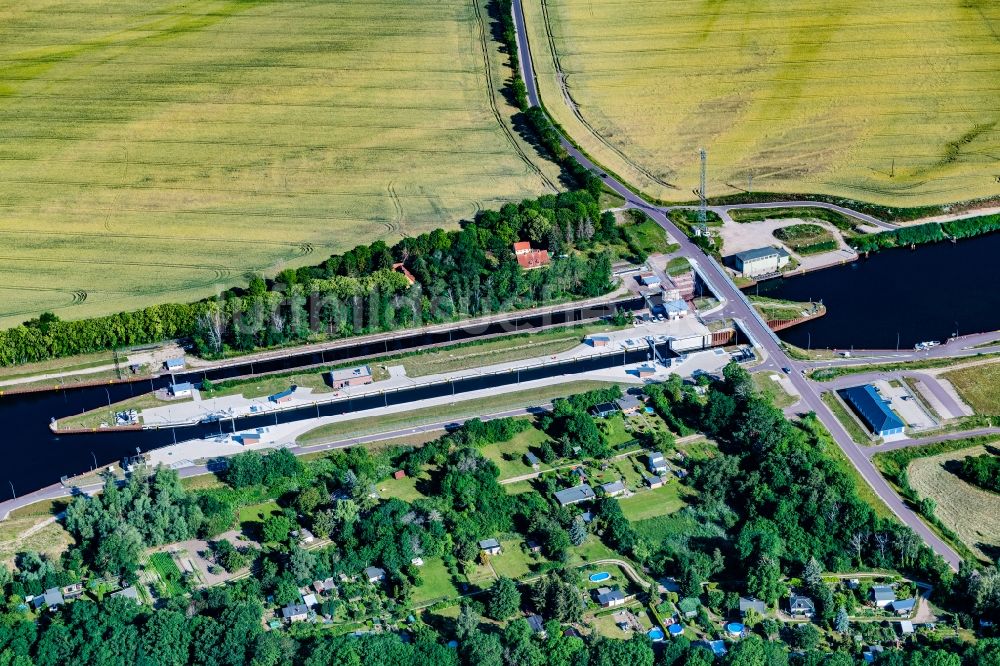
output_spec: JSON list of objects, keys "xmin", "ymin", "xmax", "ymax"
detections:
[
  {"xmin": 754, "ymin": 233, "xmax": 1000, "ymax": 350},
  {"xmin": 0, "ymin": 296, "xmax": 646, "ymax": 498}
]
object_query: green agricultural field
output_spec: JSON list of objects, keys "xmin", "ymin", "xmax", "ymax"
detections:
[
  {"xmin": 523, "ymin": 0, "xmax": 999, "ymax": 206},
  {"xmin": 0, "ymin": 0, "xmax": 560, "ymax": 328}
]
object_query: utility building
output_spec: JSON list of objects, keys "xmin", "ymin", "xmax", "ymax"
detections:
[
  {"xmin": 840, "ymin": 385, "xmax": 905, "ymax": 437},
  {"xmin": 731, "ymin": 247, "xmax": 790, "ymax": 277},
  {"xmin": 329, "ymin": 365, "xmax": 373, "ymax": 389}
]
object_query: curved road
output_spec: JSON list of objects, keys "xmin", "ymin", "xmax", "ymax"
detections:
[{"xmin": 511, "ymin": 0, "xmax": 961, "ymax": 569}]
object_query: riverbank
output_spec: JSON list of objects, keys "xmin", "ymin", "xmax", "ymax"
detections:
[
  {"xmin": 760, "ymin": 230, "xmax": 1000, "ymax": 350},
  {"xmin": 849, "ymin": 213, "xmax": 1000, "ymax": 254}
]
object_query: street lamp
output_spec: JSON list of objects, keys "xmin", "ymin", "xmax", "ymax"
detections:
[
  {"xmin": 90, "ymin": 451, "xmax": 97, "ymax": 470},
  {"xmin": 8, "ymin": 480, "xmax": 14, "ymax": 500}
]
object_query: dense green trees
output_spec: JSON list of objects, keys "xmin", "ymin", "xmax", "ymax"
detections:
[
  {"xmin": 486, "ymin": 577, "xmax": 521, "ymax": 621},
  {"xmin": 849, "ymin": 213, "xmax": 1000, "ymax": 253},
  {"xmin": 957, "ymin": 452, "xmax": 1000, "ymax": 493},
  {"xmin": 224, "ymin": 448, "xmax": 303, "ymax": 489},
  {"xmin": 540, "ymin": 387, "xmax": 622, "ymax": 459},
  {"xmin": 63, "ymin": 467, "xmax": 207, "ymax": 578}
]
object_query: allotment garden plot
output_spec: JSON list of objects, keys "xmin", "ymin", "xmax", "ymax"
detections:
[
  {"xmin": 0, "ymin": 0, "xmax": 559, "ymax": 327},
  {"xmin": 523, "ymin": 0, "xmax": 999, "ymax": 206}
]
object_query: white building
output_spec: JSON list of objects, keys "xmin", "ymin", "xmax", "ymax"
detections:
[{"xmin": 731, "ymin": 247, "xmax": 790, "ymax": 277}]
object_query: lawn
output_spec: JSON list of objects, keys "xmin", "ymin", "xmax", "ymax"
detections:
[
  {"xmin": 622, "ymin": 219, "xmax": 677, "ymax": 256},
  {"xmin": 0, "ymin": 350, "xmax": 114, "ymax": 380},
  {"xmin": 942, "ymin": 362, "xmax": 1000, "ymax": 415},
  {"xmin": 0, "ymin": 513, "xmax": 73, "ymax": 569},
  {"xmin": 502, "ymin": 480, "xmax": 536, "ymax": 495},
  {"xmin": 523, "ymin": 0, "xmax": 998, "ymax": 207},
  {"xmin": 237, "ymin": 500, "xmax": 280, "ymax": 526},
  {"xmin": 596, "ymin": 414, "xmax": 637, "ymax": 448},
  {"xmin": 488, "ymin": 540, "xmax": 541, "ymax": 580},
  {"xmin": 0, "ymin": 0, "xmax": 560, "ymax": 328},
  {"xmin": 822, "ymin": 391, "xmax": 878, "ymax": 445},
  {"xmin": 908, "ymin": 446, "xmax": 1000, "ymax": 561},
  {"xmin": 665, "ymin": 257, "xmax": 691, "ymax": 277},
  {"xmin": 567, "ymin": 535, "xmax": 621, "ymax": 566},
  {"xmin": 400, "ymin": 324, "xmax": 619, "ymax": 378},
  {"xmin": 748, "ymin": 295, "xmax": 821, "ymax": 321},
  {"xmin": 410, "ymin": 557, "xmax": 461, "ymax": 607},
  {"xmin": 619, "ymin": 483, "xmax": 690, "ymax": 522},
  {"xmin": 752, "ymin": 372, "xmax": 798, "ymax": 409},
  {"xmin": 377, "ymin": 471, "xmax": 429, "ymax": 503},
  {"xmin": 479, "ymin": 422, "xmax": 553, "ymax": 480},
  {"xmin": 295, "ymin": 380, "xmax": 624, "ymax": 445},
  {"xmin": 676, "ymin": 437, "xmax": 717, "ymax": 462},
  {"xmin": 590, "ymin": 602, "xmax": 654, "ymax": 639},
  {"xmin": 607, "ymin": 455, "xmax": 647, "ymax": 490}
]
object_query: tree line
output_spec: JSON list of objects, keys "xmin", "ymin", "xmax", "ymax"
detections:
[
  {"xmin": 0, "ymin": 189, "xmax": 617, "ymax": 367},
  {"xmin": 849, "ymin": 213, "xmax": 1000, "ymax": 253},
  {"xmin": 957, "ymin": 451, "xmax": 1000, "ymax": 493}
]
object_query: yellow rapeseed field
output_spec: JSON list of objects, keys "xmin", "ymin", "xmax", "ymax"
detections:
[
  {"xmin": 0, "ymin": 0, "xmax": 560, "ymax": 327},
  {"xmin": 523, "ymin": 0, "xmax": 1000, "ymax": 206}
]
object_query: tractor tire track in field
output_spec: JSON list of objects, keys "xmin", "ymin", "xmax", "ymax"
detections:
[
  {"xmin": 104, "ymin": 138, "xmax": 128, "ymax": 232},
  {"xmin": 537, "ymin": 0, "xmax": 679, "ymax": 191},
  {"xmin": 0, "ymin": 254, "xmax": 238, "ymax": 274},
  {"xmin": 471, "ymin": 0, "xmax": 558, "ymax": 192},
  {"xmin": 386, "ymin": 182, "xmax": 404, "ymax": 237},
  {"xmin": 0, "ymin": 228, "xmax": 327, "ymax": 250},
  {"xmin": 0, "ymin": 286, "xmax": 86, "ymax": 318}
]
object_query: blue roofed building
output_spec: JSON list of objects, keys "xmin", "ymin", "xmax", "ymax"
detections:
[
  {"xmin": 662, "ymin": 299, "xmax": 688, "ymax": 320},
  {"xmin": 840, "ymin": 385, "xmax": 905, "ymax": 437},
  {"xmin": 268, "ymin": 387, "xmax": 297, "ymax": 404}
]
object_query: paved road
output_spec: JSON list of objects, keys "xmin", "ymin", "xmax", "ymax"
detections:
[
  {"xmin": 511, "ymin": 0, "xmax": 961, "ymax": 569},
  {"xmin": 796, "ymin": 331, "xmax": 1000, "ymax": 366},
  {"xmin": 711, "ymin": 202, "xmax": 894, "ymax": 230},
  {"xmin": 866, "ymin": 427, "xmax": 1000, "ymax": 457}
]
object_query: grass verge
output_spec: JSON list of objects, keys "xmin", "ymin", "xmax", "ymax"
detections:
[
  {"xmin": 821, "ymin": 391, "xmax": 877, "ymax": 446},
  {"xmin": 295, "ymin": 380, "xmax": 625, "ymax": 446}
]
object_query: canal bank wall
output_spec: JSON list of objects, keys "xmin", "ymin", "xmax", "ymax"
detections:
[{"xmin": 54, "ymin": 339, "xmax": 690, "ymax": 433}]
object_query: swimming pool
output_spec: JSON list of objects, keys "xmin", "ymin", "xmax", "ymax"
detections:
[
  {"xmin": 667, "ymin": 624, "xmax": 684, "ymax": 636},
  {"xmin": 726, "ymin": 622, "xmax": 745, "ymax": 636},
  {"xmin": 589, "ymin": 571, "xmax": 611, "ymax": 582},
  {"xmin": 648, "ymin": 628, "xmax": 665, "ymax": 641}
]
